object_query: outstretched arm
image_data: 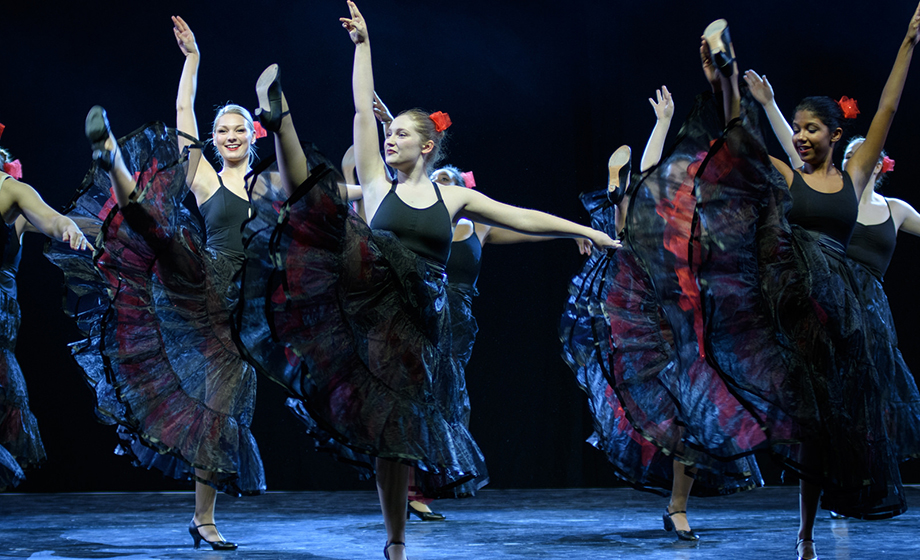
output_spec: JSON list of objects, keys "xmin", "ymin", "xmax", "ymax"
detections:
[
  {"xmin": 640, "ymin": 86, "xmax": 674, "ymax": 172},
  {"xmin": 484, "ymin": 226, "xmax": 592, "ymax": 254},
  {"xmin": 744, "ymin": 70, "xmax": 804, "ymax": 170},
  {"xmin": 848, "ymin": 2, "xmax": 920, "ymax": 198},
  {"xmin": 889, "ymin": 197, "xmax": 920, "ymax": 236},
  {"xmin": 342, "ymin": 1, "xmax": 388, "ymax": 204},
  {"xmin": 2, "ymin": 180, "xmax": 88, "ymax": 250}
]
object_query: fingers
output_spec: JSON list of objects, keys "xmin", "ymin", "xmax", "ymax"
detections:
[{"xmin": 662, "ymin": 85, "xmax": 671, "ymax": 100}]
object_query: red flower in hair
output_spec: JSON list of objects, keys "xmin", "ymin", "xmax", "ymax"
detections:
[
  {"xmin": 836, "ymin": 96, "xmax": 860, "ymax": 119},
  {"xmin": 460, "ymin": 170, "xmax": 476, "ymax": 188},
  {"xmin": 253, "ymin": 121, "xmax": 268, "ymax": 139},
  {"xmin": 881, "ymin": 156, "xmax": 896, "ymax": 174},
  {"xmin": 0, "ymin": 122, "xmax": 5, "ymax": 140},
  {"xmin": 3, "ymin": 160, "xmax": 22, "ymax": 179},
  {"xmin": 429, "ymin": 111, "xmax": 452, "ymax": 132}
]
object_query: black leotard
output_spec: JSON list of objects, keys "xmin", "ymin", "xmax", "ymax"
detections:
[
  {"xmin": 787, "ymin": 170, "xmax": 858, "ymax": 248},
  {"xmin": 447, "ymin": 231, "xmax": 482, "ymax": 290},
  {"xmin": 199, "ymin": 176, "xmax": 249, "ymax": 265},
  {"xmin": 370, "ymin": 181, "xmax": 452, "ymax": 264},
  {"xmin": 0, "ymin": 176, "xmax": 22, "ymax": 299},
  {"xmin": 847, "ymin": 202, "xmax": 897, "ymax": 280}
]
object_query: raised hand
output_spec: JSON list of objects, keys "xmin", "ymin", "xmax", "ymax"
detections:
[
  {"xmin": 907, "ymin": 1, "xmax": 920, "ymax": 46},
  {"xmin": 340, "ymin": 1, "xmax": 368, "ymax": 45},
  {"xmin": 172, "ymin": 15, "xmax": 198, "ymax": 57},
  {"xmin": 743, "ymin": 71, "xmax": 774, "ymax": 105},
  {"xmin": 649, "ymin": 86, "xmax": 674, "ymax": 121},
  {"xmin": 372, "ymin": 92, "xmax": 394, "ymax": 125}
]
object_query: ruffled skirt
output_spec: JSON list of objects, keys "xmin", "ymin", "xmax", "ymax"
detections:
[
  {"xmin": 236, "ymin": 148, "xmax": 487, "ymax": 498},
  {"xmin": 45, "ymin": 122, "xmax": 264, "ymax": 496}
]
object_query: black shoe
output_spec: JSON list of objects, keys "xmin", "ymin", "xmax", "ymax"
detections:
[
  {"xmin": 796, "ymin": 538, "xmax": 818, "ymax": 560},
  {"xmin": 663, "ymin": 508, "xmax": 699, "ymax": 541},
  {"xmin": 607, "ymin": 145, "xmax": 631, "ymax": 205},
  {"xmin": 188, "ymin": 520, "xmax": 238, "ymax": 551},
  {"xmin": 384, "ymin": 540, "xmax": 406, "ymax": 560},
  {"xmin": 703, "ymin": 19, "xmax": 735, "ymax": 77},
  {"xmin": 829, "ymin": 510, "xmax": 848, "ymax": 519},
  {"xmin": 85, "ymin": 105, "xmax": 115, "ymax": 171},
  {"xmin": 255, "ymin": 64, "xmax": 291, "ymax": 132},
  {"xmin": 407, "ymin": 501, "xmax": 446, "ymax": 521}
]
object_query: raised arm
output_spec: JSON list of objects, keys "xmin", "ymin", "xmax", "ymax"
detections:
[
  {"xmin": 744, "ymin": 70, "xmax": 804, "ymax": 170},
  {"xmin": 1, "ymin": 179, "xmax": 88, "ymax": 250},
  {"xmin": 847, "ymin": 2, "xmax": 920, "ymax": 197},
  {"xmin": 172, "ymin": 16, "xmax": 215, "ymax": 200},
  {"xmin": 341, "ymin": 1, "xmax": 388, "ymax": 201},
  {"xmin": 446, "ymin": 187, "xmax": 618, "ymax": 250},
  {"xmin": 640, "ymin": 86, "xmax": 674, "ymax": 172}
]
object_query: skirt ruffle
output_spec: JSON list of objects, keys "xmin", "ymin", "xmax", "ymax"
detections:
[
  {"xmin": 237, "ymin": 148, "xmax": 487, "ymax": 498},
  {"xmin": 45, "ymin": 122, "xmax": 264, "ymax": 496},
  {"xmin": 0, "ymin": 293, "xmax": 46, "ymax": 490},
  {"xmin": 691, "ymin": 98, "xmax": 905, "ymax": 518}
]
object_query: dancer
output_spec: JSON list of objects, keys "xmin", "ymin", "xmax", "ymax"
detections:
[
  {"xmin": 46, "ymin": 16, "xmax": 269, "ymax": 550},
  {"xmin": 561, "ymin": 82, "xmax": 763, "ymax": 543},
  {"xmin": 0, "ymin": 138, "xmax": 88, "ymax": 490},
  {"xmin": 233, "ymin": 2, "xmax": 616, "ymax": 557},
  {"xmin": 690, "ymin": 8, "xmax": 920, "ymax": 559}
]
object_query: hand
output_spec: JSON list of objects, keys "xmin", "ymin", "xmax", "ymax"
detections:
[
  {"xmin": 372, "ymin": 92, "xmax": 394, "ymax": 125},
  {"xmin": 172, "ymin": 15, "xmax": 199, "ymax": 57},
  {"xmin": 589, "ymin": 231, "xmax": 620, "ymax": 251},
  {"xmin": 743, "ymin": 70, "xmax": 774, "ymax": 105},
  {"xmin": 649, "ymin": 86, "xmax": 674, "ymax": 121},
  {"xmin": 62, "ymin": 223, "xmax": 90, "ymax": 251},
  {"xmin": 340, "ymin": 1, "xmax": 368, "ymax": 45},
  {"xmin": 907, "ymin": 1, "xmax": 920, "ymax": 46},
  {"xmin": 575, "ymin": 237, "xmax": 592, "ymax": 255},
  {"xmin": 700, "ymin": 39, "xmax": 720, "ymax": 92}
]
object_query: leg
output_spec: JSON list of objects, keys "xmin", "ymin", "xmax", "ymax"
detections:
[
  {"xmin": 377, "ymin": 458, "xmax": 409, "ymax": 560},
  {"xmin": 667, "ymin": 460, "xmax": 695, "ymax": 532},
  {"xmin": 407, "ymin": 467, "xmax": 446, "ymax": 521},
  {"xmin": 798, "ymin": 479, "xmax": 820, "ymax": 559},
  {"xmin": 255, "ymin": 65, "xmax": 309, "ymax": 196},
  {"xmin": 85, "ymin": 106, "xmax": 135, "ymax": 208}
]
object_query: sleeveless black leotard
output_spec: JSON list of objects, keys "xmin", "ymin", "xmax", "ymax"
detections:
[
  {"xmin": 787, "ymin": 170, "xmax": 858, "ymax": 248},
  {"xmin": 847, "ymin": 204, "xmax": 897, "ymax": 280},
  {"xmin": 447, "ymin": 231, "xmax": 482, "ymax": 290},
  {"xmin": 199, "ymin": 176, "xmax": 250, "ymax": 265},
  {"xmin": 370, "ymin": 181, "xmax": 452, "ymax": 264}
]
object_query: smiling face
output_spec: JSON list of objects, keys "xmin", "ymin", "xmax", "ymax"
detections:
[
  {"xmin": 792, "ymin": 110, "xmax": 841, "ymax": 166},
  {"xmin": 212, "ymin": 113, "xmax": 253, "ymax": 166},
  {"xmin": 384, "ymin": 114, "xmax": 433, "ymax": 170}
]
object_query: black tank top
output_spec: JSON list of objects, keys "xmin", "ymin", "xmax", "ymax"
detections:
[
  {"xmin": 0, "ymin": 175, "xmax": 22, "ymax": 299},
  {"xmin": 847, "ymin": 202, "xmax": 897, "ymax": 280},
  {"xmin": 787, "ymin": 170, "xmax": 858, "ymax": 248},
  {"xmin": 370, "ymin": 181, "xmax": 452, "ymax": 264},
  {"xmin": 199, "ymin": 176, "xmax": 249, "ymax": 264},
  {"xmin": 447, "ymin": 230, "xmax": 482, "ymax": 288}
]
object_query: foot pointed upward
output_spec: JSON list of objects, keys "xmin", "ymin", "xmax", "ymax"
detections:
[{"xmin": 255, "ymin": 63, "xmax": 290, "ymax": 132}]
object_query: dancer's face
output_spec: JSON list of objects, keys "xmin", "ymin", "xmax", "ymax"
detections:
[
  {"xmin": 842, "ymin": 139, "xmax": 883, "ymax": 180},
  {"xmin": 213, "ymin": 113, "xmax": 252, "ymax": 165},
  {"xmin": 431, "ymin": 170, "xmax": 459, "ymax": 186},
  {"xmin": 792, "ymin": 110, "xmax": 841, "ymax": 165},
  {"xmin": 384, "ymin": 114, "xmax": 433, "ymax": 169}
]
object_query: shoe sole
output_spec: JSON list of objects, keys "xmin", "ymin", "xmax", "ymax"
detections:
[
  {"xmin": 85, "ymin": 106, "xmax": 110, "ymax": 148},
  {"xmin": 256, "ymin": 64, "xmax": 280, "ymax": 114},
  {"xmin": 608, "ymin": 145, "xmax": 631, "ymax": 191}
]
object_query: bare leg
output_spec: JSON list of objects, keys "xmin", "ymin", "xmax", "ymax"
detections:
[
  {"xmin": 377, "ymin": 458, "xmax": 409, "ymax": 560},
  {"xmin": 255, "ymin": 65, "xmax": 309, "ymax": 196},
  {"xmin": 101, "ymin": 136, "xmax": 136, "ymax": 208},
  {"xmin": 667, "ymin": 460, "xmax": 695, "ymax": 533},
  {"xmin": 192, "ymin": 470, "xmax": 223, "ymax": 542},
  {"xmin": 798, "ymin": 479, "xmax": 820, "ymax": 559}
]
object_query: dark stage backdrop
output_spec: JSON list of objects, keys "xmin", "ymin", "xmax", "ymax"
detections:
[{"xmin": 3, "ymin": 0, "xmax": 919, "ymax": 493}]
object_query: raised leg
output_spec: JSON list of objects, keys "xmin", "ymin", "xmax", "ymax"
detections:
[{"xmin": 255, "ymin": 65, "xmax": 309, "ymax": 196}]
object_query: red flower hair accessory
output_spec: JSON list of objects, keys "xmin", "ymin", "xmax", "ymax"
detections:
[
  {"xmin": 253, "ymin": 121, "xmax": 268, "ymax": 140},
  {"xmin": 3, "ymin": 160, "xmax": 23, "ymax": 179},
  {"xmin": 0, "ymin": 122, "xmax": 5, "ymax": 139},
  {"xmin": 836, "ymin": 96, "xmax": 860, "ymax": 119},
  {"xmin": 429, "ymin": 111, "xmax": 452, "ymax": 132},
  {"xmin": 460, "ymin": 170, "xmax": 476, "ymax": 188},
  {"xmin": 881, "ymin": 156, "xmax": 896, "ymax": 174}
]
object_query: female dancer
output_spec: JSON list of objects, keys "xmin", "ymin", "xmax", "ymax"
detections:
[
  {"xmin": 234, "ymin": 3, "xmax": 615, "ymax": 557},
  {"xmin": 689, "ymin": 7, "xmax": 920, "ymax": 559},
  {"xmin": 0, "ymin": 141, "xmax": 87, "ymax": 490},
  {"xmin": 46, "ymin": 16, "xmax": 268, "ymax": 549},
  {"xmin": 745, "ymin": 69, "xmax": 920, "ymax": 468}
]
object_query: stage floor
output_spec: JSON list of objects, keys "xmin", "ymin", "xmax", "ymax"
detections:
[{"xmin": 1, "ymin": 486, "xmax": 917, "ymax": 559}]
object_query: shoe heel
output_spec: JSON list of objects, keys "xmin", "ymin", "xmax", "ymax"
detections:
[
  {"xmin": 85, "ymin": 106, "xmax": 115, "ymax": 171},
  {"xmin": 703, "ymin": 19, "xmax": 734, "ymax": 77},
  {"xmin": 255, "ymin": 64, "xmax": 290, "ymax": 132},
  {"xmin": 188, "ymin": 524, "xmax": 202, "ymax": 549},
  {"xmin": 607, "ymin": 145, "xmax": 631, "ymax": 205}
]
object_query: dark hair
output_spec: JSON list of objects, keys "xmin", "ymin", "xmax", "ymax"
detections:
[
  {"xmin": 844, "ymin": 136, "xmax": 892, "ymax": 190},
  {"xmin": 794, "ymin": 96, "xmax": 849, "ymax": 135},
  {"xmin": 397, "ymin": 109, "xmax": 448, "ymax": 174}
]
